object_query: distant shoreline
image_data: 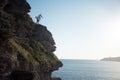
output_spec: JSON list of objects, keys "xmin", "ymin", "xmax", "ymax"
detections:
[
  {"xmin": 60, "ymin": 58, "xmax": 120, "ymax": 62},
  {"xmin": 101, "ymin": 57, "xmax": 120, "ymax": 62},
  {"xmin": 60, "ymin": 59, "xmax": 100, "ymax": 62}
]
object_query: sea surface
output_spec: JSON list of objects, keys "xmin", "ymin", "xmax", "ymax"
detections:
[{"xmin": 52, "ymin": 59, "xmax": 120, "ymax": 80}]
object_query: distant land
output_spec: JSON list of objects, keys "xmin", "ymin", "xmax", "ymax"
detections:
[{"xmin": 101, "ymin": 57, "xmax": 120, "ymax": 62}]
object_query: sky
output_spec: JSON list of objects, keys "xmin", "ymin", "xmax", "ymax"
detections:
[{"xmin": 28, "ymin": 0, "xmax": 120, "ymax": 59}]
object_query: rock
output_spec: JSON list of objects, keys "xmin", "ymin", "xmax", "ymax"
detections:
[
  {"xmin": 0, "ymin": 0, "xmax": 62, "ymax": 80},
  {"xmin": 0, "ymin": 0, "xmax": 7, "ymax": 10},
  {"xmin": 10, "ymin": 70, "xmax": 34, "ymax": 80},
  {"xmin": 4, "ymin": 0, "xmax": 31, "ymax": 14},
  {"xmin": 33, "ymin": 24, "xmax": 56, "ymax": 52},
  {"xmin": 0, "ymin": 54, "xmax": 16, "ymax": 77},
  {"xmin": 52, "ymin": 77, "xmax": 61, "ymax": 80}
]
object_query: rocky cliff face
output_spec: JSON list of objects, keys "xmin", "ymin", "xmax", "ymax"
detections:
[{"xmin": 0, "ymin": 0, "xmax": 62, "ymax": 80}]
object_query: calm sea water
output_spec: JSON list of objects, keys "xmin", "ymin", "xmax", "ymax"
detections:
[{"xmin": 52, "ymin": 59, "xmax": 120, "ymax": 80}]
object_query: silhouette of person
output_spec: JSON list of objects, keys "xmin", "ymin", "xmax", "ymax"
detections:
[{"xmin": 35, "ymin": 14, "xmax": 43, "ymax": 24}]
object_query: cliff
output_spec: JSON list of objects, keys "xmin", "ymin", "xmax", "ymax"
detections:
[
  {"xmin": 0, "ymin": 0, "xmax": 62, "ymax": 80},
  {"xmin": 101, "ymin": 57, "xmax": 120, "ymax": 62}
]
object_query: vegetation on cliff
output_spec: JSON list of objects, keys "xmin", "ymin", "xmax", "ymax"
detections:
[{"xmin": 0, "ymin": 0, "xmax": 62, "ymax": 80}]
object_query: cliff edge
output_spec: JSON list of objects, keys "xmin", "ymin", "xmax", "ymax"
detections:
[{"xmin": 0, "ymin": 0, "xmax": 62, "ymax": 80}]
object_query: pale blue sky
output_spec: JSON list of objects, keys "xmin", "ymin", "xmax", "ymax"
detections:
[{"xmin": 28, "ymin": 0, "xmax": 120, "ymax": 59}]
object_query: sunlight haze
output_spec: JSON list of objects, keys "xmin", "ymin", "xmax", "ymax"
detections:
[{"xmin": 28, "ymin": 0, "xmax": 120, "ymax": 59}]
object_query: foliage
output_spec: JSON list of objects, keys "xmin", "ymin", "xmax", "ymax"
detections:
[
  {"xmin": 29, "ymin": 40, "xmax": 59, "ymax": 66},
  {"xmin": 9, "ymin": 39, "xmax": 39, "ymax": 66}
]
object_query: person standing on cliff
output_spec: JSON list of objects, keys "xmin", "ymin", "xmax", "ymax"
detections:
[{"xmin": 35, "ymin": 14, "xmax": 43, "ymax": 24}]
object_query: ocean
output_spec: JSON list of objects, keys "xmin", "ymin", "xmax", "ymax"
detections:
[{"xmin": 52, "ymin": 59, "xmax": 120, "ymax": 80}]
